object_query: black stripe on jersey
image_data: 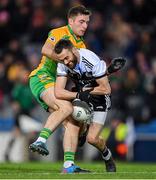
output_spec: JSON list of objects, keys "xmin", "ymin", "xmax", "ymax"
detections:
[
  {"xmin": 82, "ymin": 57, "xmax": 94, "ymax": 68},
  {"xmin": 94, "ymin": 73, "xmax": 106, "ymax": 79},
  {"xmin": 82, "ymin": 57, "xmax": 94, "ymax": 67},
  {"xmin": 82, "ymin": 60, "xmax": 93, "ymax": 69}
]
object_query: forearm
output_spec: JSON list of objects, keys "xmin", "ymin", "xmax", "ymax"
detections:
[
  {"xmin": 55, "ymin": 89, "xmax": 77, "ymax": 100},
  {"xmin": 41, "ymin": 44, "xmax": 58, "ymax": 60},
  {"xmin": 90, "ymin": 86, "xmax": 111, "ymax": 95},
  {"xmin": 88, "ymin": 76, "xmax": 111, "ymax": 95}
]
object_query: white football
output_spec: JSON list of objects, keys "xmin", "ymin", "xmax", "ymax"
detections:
[{"xmin": 72, "ymin": 99, "xmax": 93, "ymax": 124}]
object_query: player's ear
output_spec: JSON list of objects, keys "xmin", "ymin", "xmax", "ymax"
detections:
[{"xmin": 68, "ymin": 17, "xmax": 74, "ymax": 25}]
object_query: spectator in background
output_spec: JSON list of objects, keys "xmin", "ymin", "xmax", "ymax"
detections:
[
  {"xmin": 29, "ymin": 7, "xmax": 49, "ymax": 43},
  {"xmin": 10, "ymin": 0, "xmax": 32, "ymax": 37},
  {"xmin": 109, "ymin": 75, "xmax": 126, "ymax": 118},
  {"xmin": 129, "ymin": 0, "xmax": 156, "ymax": 25},
  {"xmin": 47, "ymin": 0, "xmax": 67, "ymax": 19},
  {"xmin": 139, "ymin": 31, "xmax": 152, "ymax": 56},
  {"xmin": 0, "ymin": 53, "xmax": 15, "ymax": 96},
  {"xmin": 6, "ymin": 38, "xmax": 25, "ymax": 61},
  {"xmin": 104, "ymin": 118, "xmax": 128, "ymax": 160},
  {"xmin": 46, "ymin": 0, "xmax": 66, "ymax": 29},
  {"xmin": 5, "ymin": 68, "xmax": 36, "ymax": 161},
  {"xmin": 123, "ymin": 67, "xmax": 146, "ymax": 124},
  {"xmin": 105, "ymin": 12, "xmax": 133, "ymax": 57},
  {"xmin": 11, "ymin": 68, "xmax": 35, "ymax": 117},
  {"xmin": 86, "ymin": 11, "xmax": 104, "ymax": 55},
  {"xmin": 0, "ymin": 0, "xmax": 12, "ymax": 50},
  {"xmin": 105, "ymin": 0, "xmax": 130, "ymax": 20},
  {"xmin": 0, "ymin": 62, "xmax": 5, "ymax": 107},
  {"xmin": 145, "ymin": 78, "xmax": 156, "ymax": 121},
  {"xmin": 144, "ymin": 59, "xmax": 156, "ymax": 122}
]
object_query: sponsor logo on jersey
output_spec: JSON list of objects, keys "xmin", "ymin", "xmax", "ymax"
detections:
[{"xmin": 38, "ymin": 74, "xmax": 51, "ymax": 81}]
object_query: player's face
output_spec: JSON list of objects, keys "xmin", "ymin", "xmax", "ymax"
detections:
[
  {"xmin": 57, "ymin": 48, "xmax": 77, "ymax": 69},
  {"xmin": 69, "ymin": 14, "xmax": 90, "ymax": 36}
]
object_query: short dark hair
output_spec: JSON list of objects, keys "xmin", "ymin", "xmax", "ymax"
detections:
[
  {"xmin": 68, "ymin": 5, "xmax": 91, "ymax": 18},
  {"xmin": 54, "ymin": 39, "xmax": 73, "ymax": 54}
]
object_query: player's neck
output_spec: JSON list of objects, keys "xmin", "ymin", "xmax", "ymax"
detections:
[{"xmin": 67, "ymin": 24, "xmax": 83, "ymax": 41}]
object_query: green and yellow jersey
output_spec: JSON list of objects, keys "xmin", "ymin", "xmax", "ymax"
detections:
[
  {"xmin": 29, "ymin": 25, "xmax": 86, "ymax": 110},
  {"xmin": 29, "ymin": 25, "xmax": 86, "ymax": 78}
]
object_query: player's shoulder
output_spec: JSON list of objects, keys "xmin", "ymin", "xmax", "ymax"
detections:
[
  {"xmin": 80, "ymin": 48, "xmax": 94, "ymax": 54},
  {"xmin": 79, "ymin": 48, "xmax": 100, "ymax": 65},
  {"xmin": 48, "ymin": 25, "xmax": 68, "ymax": 35}
]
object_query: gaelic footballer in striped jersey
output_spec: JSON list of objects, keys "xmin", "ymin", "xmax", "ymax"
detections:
[{"xmin": 54, "ymin": 39, "xmax": 126, "ymax": 172}]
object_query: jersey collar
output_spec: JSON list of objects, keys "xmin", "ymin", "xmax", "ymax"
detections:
[{"xmin": 67, "ymin": 24, "xmax": 84, "ymax": 43}]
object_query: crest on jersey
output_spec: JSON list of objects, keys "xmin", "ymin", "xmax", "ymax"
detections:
[{"xmin": 50, "ymin": 36, "xmax": 55, "ymax": 42}]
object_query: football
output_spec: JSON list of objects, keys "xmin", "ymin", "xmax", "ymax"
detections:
[{"xmin": 72, "ymin": 99, "xmax": 93, "ymax": 124}]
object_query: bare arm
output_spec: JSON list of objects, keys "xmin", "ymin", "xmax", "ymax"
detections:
[
  {"xmin": 55, "ymin": 75, "xmax": 111, "ymax": 101},
  {"xmin": 41, "ymin": 41, "xmax": 58, "ymax": 60},
  {"xmin": 90, "ymin": 76, "xmax": 111, "ymax": 95},
  {"xmin": 55, "ymin": 76, "xmax": 77, "ymax": 100}
]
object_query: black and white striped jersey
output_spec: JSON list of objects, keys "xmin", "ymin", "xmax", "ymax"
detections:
[{"xmin": 57, "ymin": 48, "xmax": 107, "ymax": 90}]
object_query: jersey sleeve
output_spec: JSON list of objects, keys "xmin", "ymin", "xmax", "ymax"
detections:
[
  {"xmin": 46, "ymin": 29, "xmax": 61, "ymax": 46},
  {"xmin": 92, "ymin": 60, "xmax": 107, "ymax": 78},
  {"xmin": 57, "ymin": 63, "xmax": 68, "ymax": 76}
]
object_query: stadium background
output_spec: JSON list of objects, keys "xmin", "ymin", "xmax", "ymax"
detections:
[{"xmin": 0, "ymin": 0, "xmax": 156, "ymax": 163}]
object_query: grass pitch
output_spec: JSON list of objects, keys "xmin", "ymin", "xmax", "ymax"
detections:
[{"xmin": 0, "ymin": 161, "xmax": 156, "ymax": 179}]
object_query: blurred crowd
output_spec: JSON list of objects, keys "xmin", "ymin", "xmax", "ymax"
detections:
[{"xmin": 1, "ymin": 0, "xmax": 156, "ymax": 161}]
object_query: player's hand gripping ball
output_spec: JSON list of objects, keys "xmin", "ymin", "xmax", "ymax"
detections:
[{"xmin": 72, "ymin": 99, "xmax": 93, "ymax": 124}]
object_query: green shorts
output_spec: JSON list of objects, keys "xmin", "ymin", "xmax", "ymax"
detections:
[{"xmin": 29, "ymin": 72, "xmax": 56, "ymax": 111}]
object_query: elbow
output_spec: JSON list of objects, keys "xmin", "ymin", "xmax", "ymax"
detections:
[
  {"xmin": 106, "ymin": 86, "xmax": 111, "ymax": 94},
  {"xmin": 107, "ymin": 88, "xmax": 111, "ymax": 94},
  {"xmin": 55, "ymin": 89, "xmax": 63, "ymax": 99},
  {"xmin": 102, "ymin": 87, "xmax": 111, "ymax": 95},
  {"xmin": 104, "ymin": 84, "xmax": 111, "ymax": 94}
]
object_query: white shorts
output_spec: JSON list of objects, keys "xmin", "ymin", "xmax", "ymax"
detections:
[{"xmin": 92, "ymin": 111, "xmax": 107, "ymax": 125}]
